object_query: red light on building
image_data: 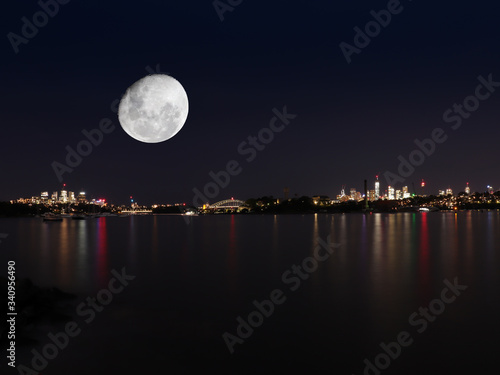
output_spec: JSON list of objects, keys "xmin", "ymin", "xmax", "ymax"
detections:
[{"xmin": 421, "ymin": 180, "xmax": 425, "ymax": 187}]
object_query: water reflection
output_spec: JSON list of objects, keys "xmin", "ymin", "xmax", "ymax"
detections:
[
  {"xmin": 464, "ymin": 212, "xmax": 473, "ymax": 266},
  {"xmin": 272, "ymin": 214, "xmax": 279, "ymax": 261},
  {"xmin": 359, "ymin": 213, "xmax": 368, "ymax": 276},
  {"xmin": 228, "ymin": 215, "xmax": 237, "ymax": 291},
  {"xmin": 180, "ymin": 216, "xmax": 195, "ymax": 275},
  {"xmin": 418, "ymin": 212, "xmax": 430, "ymax": 302},
  {"xmin": 10, "ymin": 213, "xmax": 500, "ymax": 342},
  {"xmin": 38, "ymin": 219, "xmax": 50, "ymax": 281},
  {"xmin": 74, "ymin": 219, "xmax": 89, "ymax": 289},
  {"xmin": 96, "ymin": 218, "xmax": 109, "ymax": 288},
  {"xmin": 371, "ymin": 214, "xmax": 384, "ymax": 276},
  {"xmin": 128, "ymin": 216, "xmax": 137, "ymax": 264},
  {"xmin": 485, "ymin": 212, "xmax": 497, "ymax": 283},
  {"xmin": 312, "ymin": 213, "xmax": 318, "ymax": 252},
  {"xmin": 58, "ymin": 218, "xmax": 71, "ymax": 285},
  {"xmin": 152, "ymin": 215, "xmax": 159, "ymax": 263}
]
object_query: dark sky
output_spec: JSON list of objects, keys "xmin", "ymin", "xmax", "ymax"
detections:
[{"xmin": 2, "ymin": 0, "xmax": 500, "ymax": 205}]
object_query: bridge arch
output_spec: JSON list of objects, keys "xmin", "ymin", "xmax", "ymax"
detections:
[{"xmin": 209, "ymin": 199, "xmax": 246, "ymax": 208}]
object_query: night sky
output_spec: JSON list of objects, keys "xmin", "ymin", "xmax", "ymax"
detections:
[{"xmin": 2, "ymin": 0, "xmax": 500, "ymax": 205}]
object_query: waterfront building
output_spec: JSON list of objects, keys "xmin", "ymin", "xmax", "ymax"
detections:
[{"xmin": 374, "ymin": 175, "xmax": 380, "ymax": 200}]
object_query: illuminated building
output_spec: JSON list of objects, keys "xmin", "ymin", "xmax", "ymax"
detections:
[
  {"xmin": 395, "ymin": 190, "xmax": 402, "ymax": 200},
  {"xmin": 446, "ymin": 188, "xmax": 453, "ymax": 195},
  {"xmin": 60, "ymin": 190, "xmax": 68, "ymax": 203},
  {"xmin": 337, "ymin": 186, "xmax": 349, "ymax": 202},
  {"xmin": 374, "ymin": 175, "xmax": 380, "ymax": 200},
  {"xmin": 402, "ymin": 186, "xmax": 410, "ymax": 199},
  {"xmin": 465, "ymin": 183, "xmax": 470, "ymax": 195},
  {"xmin": 388, "ymin": 186, "xmax": 395, "ymax": 200},
  {"xmin": 350, "ymin": 188, "xmax": 356, "ymax": 200},
  {"xmin": 77, "ymin": 192, "xmax": 86, "ymax": 203},
  {"xmin": 40, "ymin": 192, "xmax": 49, "ymax": 203},
  {"xmin": 95, "ymin": 199, "xmax": 106, "ymax": 206},
  {"xmin": 51, "ymin": 191, "xmax": 58, "ymax": 203},
  {"xmin": 368, "ymin": 190, "xmax": 376, "ymax": 201},
  {"xmin": 69, "ymin": 191, "xmax": 75, "ymax": 203},
  {"xmin": 439, "ymin": 190, "xmax": 445, "ymax": 196},
  {"xmin": 487, "ymin": 185, "xmax": 494, "ymax": 194}
]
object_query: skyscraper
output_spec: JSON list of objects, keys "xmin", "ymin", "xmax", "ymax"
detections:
[
  {"xmin": 369, "ymin": 190, "xmax": 376, "ymax": 201},
  {"xmin": 60, "ymin": 190, "xmax": 68, "ymax": 203},
  {"xmin": 465, "ymin": 183, "xmax": 470, "ymax": 195},
  {"xmin": 374, "ymin": 175, "xmax": 380, "ymax": 200},
  {"xmin": 337, "ymin": 186, "xmax": 348, "ymax": 202},
  {"xmin": 402, "ymin": 186, "xmax": 410, "ymax": 199},
  {"xmin": 388, "ymin": 186, "xmax": 395, "ymax": 200},
  {"xmin": 77, "ymin": 192, "xmax": 87, "ymax": 203}
]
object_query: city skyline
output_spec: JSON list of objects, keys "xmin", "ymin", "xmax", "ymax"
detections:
[{"xmin": 11, "ymin": 177, "xmax": 498, "ymax": 207}]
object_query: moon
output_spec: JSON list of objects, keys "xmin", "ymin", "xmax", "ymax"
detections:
[{"xmin": 118, "ymin": 74, "xmax": 189, "ymax": 143}]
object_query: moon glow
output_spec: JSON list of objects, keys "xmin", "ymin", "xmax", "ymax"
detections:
[{"xmin": 118, "ymin": 74, "xmax": 189, "ymax": 143}]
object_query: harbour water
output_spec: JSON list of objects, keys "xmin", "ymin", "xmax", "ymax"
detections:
[{"xmin": 1, "ymin": 212, "xmax": 499, "ymax": 374}]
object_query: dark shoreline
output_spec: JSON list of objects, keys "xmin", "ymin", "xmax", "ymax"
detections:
[
  {"xmin": 1, "ymin": 195, "xmax": 500, "ymax": 217},
  {"xmin": 1, "ymin": 277, "xmax": 76, "ymax": 347}
]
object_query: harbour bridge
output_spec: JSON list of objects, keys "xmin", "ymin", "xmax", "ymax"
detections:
[{"xmin": 206, "ymin": 198, "xmax": 247, "ymax": 211}]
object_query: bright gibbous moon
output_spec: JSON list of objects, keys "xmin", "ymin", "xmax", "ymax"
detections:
[{"xmin": 118, "ymin": 74, "xmax": 189, "ymax": 143}]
